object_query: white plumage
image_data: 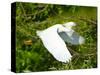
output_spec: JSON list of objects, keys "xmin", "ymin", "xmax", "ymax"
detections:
[
  {"xmin": 59, "ymin": 22, "xmax": 85, "ymax": 45},
  {"xmin": 36, "ymin": 22, "xmax": 85, "ymax": 63}
]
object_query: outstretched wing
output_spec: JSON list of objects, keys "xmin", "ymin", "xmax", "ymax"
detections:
[
  {"xmin": 58, "ymin": 29, "xmax": 85, "ymax": 45},
  {"xmin": 36, "ymin": 25, "xmax": 72, "ymax": 63}
]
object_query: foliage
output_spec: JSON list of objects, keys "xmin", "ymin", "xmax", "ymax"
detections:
[{"xmin": 15, "ymin": 2, "xmax": 97, "ymax": 73}]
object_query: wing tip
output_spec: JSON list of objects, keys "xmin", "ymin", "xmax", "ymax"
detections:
[
  {"xmin": 56, "ymin": 54, "xmax": 72, "ymax": 63},
  {"xmin": 79, "ymin": 36, "xmax": 85, "ymax": 45}
]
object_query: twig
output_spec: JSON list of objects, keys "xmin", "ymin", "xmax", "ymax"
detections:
[
  {"xmin": 67, "ymin": 46, "xmax": 80, "ymax": 56},
  {"xmin": 68, "ymin": 46, "xmax": 96, "ymax": 59},
  {"xmin": 78, "ymin": 17, "xmax": 97, "ymax": 25},
  {"xmin": 18, "ymin": 5, "xmax": 49, "ymax": 22},
  {"xmin": 52, "ymin": 11, "xmax": 97, "ymax": 25},
  {"xmin": 20, "ymin": 3, "xmax": 26, "ymax": 17}
]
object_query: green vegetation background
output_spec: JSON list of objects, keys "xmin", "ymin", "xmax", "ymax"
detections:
[{"xmin": 16, "ymin": 2, "xmax": 97, "ymax": 73}]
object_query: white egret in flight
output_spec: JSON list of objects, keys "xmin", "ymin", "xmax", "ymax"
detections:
[{"xmin": 36, "ymin": 22, "xmax": 85, "ymax": 63}]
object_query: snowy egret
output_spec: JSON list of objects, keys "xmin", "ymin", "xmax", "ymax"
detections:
[{"xmin": 36, "ymin": 22, "xmax": 85, "ymax": 63}]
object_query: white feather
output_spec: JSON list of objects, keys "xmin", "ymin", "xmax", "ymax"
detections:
[
  {"xmin": 63, "ymin": 22, "xmax": 76, "ymax": 29},
  {"xmin": 58, "ymin": 22, "xmax": 85, "ymax": 45},
  {"xmin": 36, "ymin": 24, "xmax": 72, "ymax": 63},
  {"xmin": 36, "ymin": 22, "xmax": 85, "ymax": 63}
]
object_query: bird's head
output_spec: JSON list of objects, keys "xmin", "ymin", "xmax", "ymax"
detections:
[
  {"xmin": 63, "ymin": 22, "xmax": 76, "ymax": 29},
  {"xmin": 58, "ymin": 22, "xmax": 76, "ymax": 33},
  {"xmin": 57, "ymin": 22, "xmax": 85, "ymax": 45}
]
